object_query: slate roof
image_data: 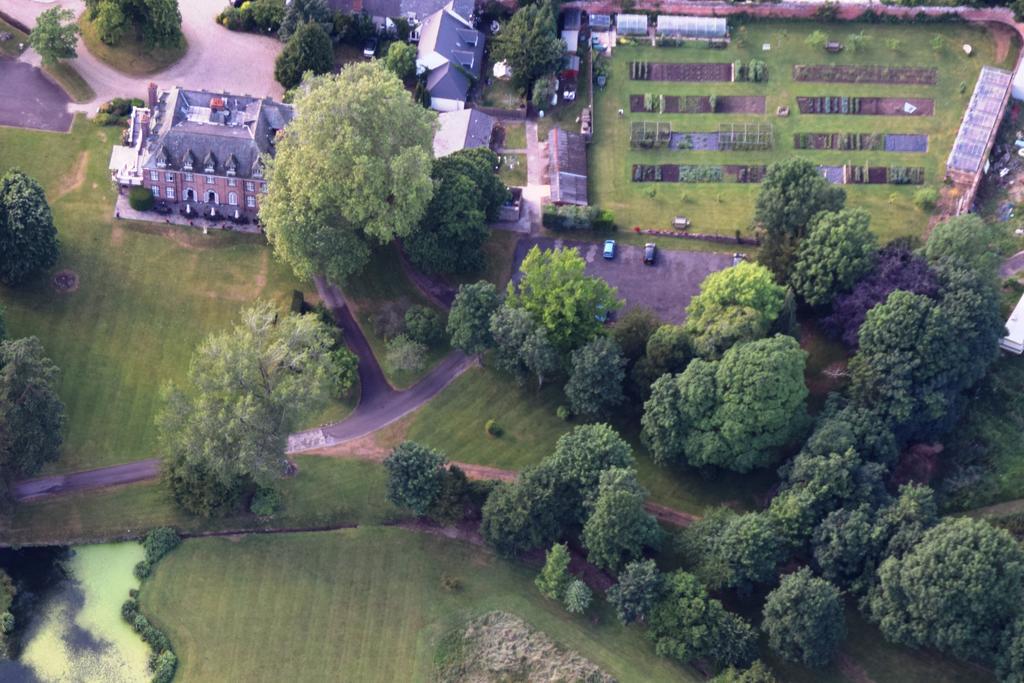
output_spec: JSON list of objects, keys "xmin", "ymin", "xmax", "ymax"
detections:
[
  {"xmin": 417, "ymin": 3, "xmax": 485, "ymax": 103},
  {"xmin": 433, "ymin": 109, "xmax": 494, "ymax": 157},
  {"xmin": 327, "ymin": 0, "xmax": 472, "ymax": 22},
  {"xmin": 140, "ymin": 87, "xmax": 293, "ymax": 179},
  {"xmin": 548, "ymin": 127, "xmax": 588, "ymax": 206}
]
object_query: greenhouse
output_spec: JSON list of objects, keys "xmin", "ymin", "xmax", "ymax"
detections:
[
  {"xmin": 656, "ymin": 15, "xmax": 729, "ymax": 38},
  {"xmin": 616, "ymin": 14, "xmax": 649, "ymax": 36},
  {"xmin": 947, "ymin": 66, "xmax": 1013, "ymax": 175}
]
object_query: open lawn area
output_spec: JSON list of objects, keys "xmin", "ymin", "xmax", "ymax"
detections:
[
  {"xmin": 2, "ymin": 457, "xmax": 403, "ymax": 546},
  {"xmin": 0, "ymin": 117, "xmax": 334, "ymax": 473},
  {"xmin": 497, "ymin": 152, "xmax": 527, "ymax": 186},
  {"xmin": 0, "ymin": 17, "xmax": 28, "ymax": 57},
  {"xmin": 79, "ymin": 14, "xmax": 187, "ymax": 76},
  {"xmin": 140, "ymin": 527, "xmax": 694, "ymax": 682},
  {"xmin": 592, "ymin": 20, "xmax": 1019, "ymax": 242}
]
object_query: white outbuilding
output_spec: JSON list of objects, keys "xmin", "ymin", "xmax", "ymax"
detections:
[{"xmin": 1000, "ymin": 292, "xmax": 1024, "ymax": 354}]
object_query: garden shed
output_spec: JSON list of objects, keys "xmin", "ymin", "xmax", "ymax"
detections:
[
  {"xmin": 616, "ymin": 14, "xmax": 648, "ymax": 36},
  {"xmin": 589, "ymin": 13, "xmax": 612, "ymax": 30},
  {"xmin": 655, "ymin": 15, "xmax": 728, "ymax": 39}
]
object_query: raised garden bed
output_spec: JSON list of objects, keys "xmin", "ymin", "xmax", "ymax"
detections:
[
  {"xmin": 794, "ymin": 133, "xmax": 928, "ymax": 152},
  {"xmin": 669, "ymin": 132, "xmax": 720, "ymax": 151},
  {"xmin": 793, "ymin": 64, "xmax": 937, "ymax": 85},
  {"xmin": 630, "ymin": 61, "xmax": 733, "ymax": 82},
  {"xmin": 629, "ymin": 94, "xmax": 765, "ymax": 114},
  {"xmin": 819, "ymin": 165, "xmax": 925, "ymax": 185},
  {"xmin": 796, "ymin": 96, "xmax": 934, "ymax": 116},
  {"xmin": 631, "ymin": 164, "xmax": 766, "ymax": 183}
]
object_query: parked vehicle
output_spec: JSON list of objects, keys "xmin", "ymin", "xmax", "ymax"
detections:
[
  {"xmin": 153, "ymin": 203, "xmax": 172, "ymax": 215},
  {"xmin": 363, "ymin": 37, "xmax": 378, "ymax": 58},
  {"xmin": 644, "ymin": 242, "xmax": 656, "ymax": 265},
  {"xmin": 603, "ymin": 239, "xmax": 616, "ymax": 259}
]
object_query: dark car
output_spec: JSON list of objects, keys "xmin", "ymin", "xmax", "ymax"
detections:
[
  {"xmin": 363, "ymin": 37, "xmax": 378, "ymax": 58},
  {"xmin": 643, "ymin": 242, "xmax": 656, "ymax": 265}
]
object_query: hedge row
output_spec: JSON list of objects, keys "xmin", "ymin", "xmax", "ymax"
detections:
[{"xmin": 542, "ymin": 205, "xmax": 616, "ymax": 232}]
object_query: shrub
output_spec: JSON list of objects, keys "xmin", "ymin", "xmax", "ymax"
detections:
[
  {"xmin": 385, "ymin": 334, "xmax": 427, "ymax": 373},
  {"xmin": 133, "ymin": 560, "xmax": 151, "ymax": 580},
  {"xmin": 404, "ymin": 305, "xmax": 444, "ymax": 346},
  {"xmin": 250, "ymin": 487, "xmax": 282, "ymax": 517},
  {"xmin": 152, "ymin": 650, "xmax": 178, "ymax": 683},
  {"xmin": 485, "ymin": 419, "xmax": 503, "ymax": 437},
  {"xmin": 0, "ymin": 612, "xmax": 13, "ymax": 635},
  {"xmin": 542, "ymin": 205, "xmax": 616, "ymax": 232},
  {"xmin": 129, "ymin": 186, "xmax": 154, "ymax": 211},
  {"xmin": 143, "ymin": 527, "xmax": 182, "ymax": 565},
  {"xmin": 290, "ymin": 289, "xmax": 305, "ymax": 314},
  {"xmin": 563, "ymin": 579, "xmax": 592, "ymax": 613},
  {"xmin": 913, "ymin": 187, "xmax": 938, "ymax": 210},
  {"xmin": 556, "ymin": 405, "xmax": 571, "ymax": 421}
]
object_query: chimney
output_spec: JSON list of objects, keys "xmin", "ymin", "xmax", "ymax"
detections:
[{"xmin": 147, "ymin": 82, "xmax": 158, "ymax": 109}]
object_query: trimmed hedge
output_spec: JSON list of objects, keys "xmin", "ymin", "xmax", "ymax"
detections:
[
  {"xmin": 542, "ymin": 205, "xmax": 616, "ymax": 232},
  {"xmin": 129, "ymin": 187, "xmax": 155, "ymax": 211}
]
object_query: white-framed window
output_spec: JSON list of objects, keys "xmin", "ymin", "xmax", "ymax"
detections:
[
  {"xmin": 228, "ymin": 178, "xmax": 237, "ymax": 187},
  {"xmin": 165, "ymin": 172, "xmax": 173, "ymax": 182},
  {"xmin": 149, "ymin": 170, "xmax": 159, "ymax": 181},
  {"xmin": 184, "ymin": 172, "xmax": 193, "ymax": 182},
  {"xmin": 246, "ymin": 195, "xmax": 256, "ymax": 208},
  {"xmin": 166, "ymin": 187, "xmax": 175, "ymax": 200},
  {"xmin": 228, "ymin": 192, "xmax": 237, "ymax": 206},
  {"xmin": 261, "ymin": 183, "xmax": 268, "ymax": 194},
  {"xmin": 206, "ymin": 175, "xmax": 215, "ymax": 185},
  {"xmin": 151, "ymin": 186, "xmax": 160, "ymax": 198},
  {"xmin": 245, "ymin": 181, "xmax": 255, "ymax": 192}
]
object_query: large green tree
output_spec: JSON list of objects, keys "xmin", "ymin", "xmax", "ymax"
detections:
[
  {"xmin": 491, "ymin": 0, "xmax": 564, "ymax": 95},
  {"xmin": 0, "ymin": 170, "xmax": 60, "ymax": 286},
  {"xmin": 754, "ymin": 158, "xmax": 846, "ymax": 280},
  {"xmin": 383, "ymin": 40, "xmax": 417, "ymax": 81},
  {"xmin": 31, "ymin": 7, "xmax": 80, "ymax": 66},
  {"xmin": 547, "ymin": 423, "xmax": 633, "ymax": 519},
  {"xmin": 383, "ymin": 441, "xmax": 447, "ymax": 516},
  {"xmin": 535, "ymin": 542, "xmax": 572, "ymax": 600},
  {"xmin": 0, "ymin": 337, "xmax": 66, "ymax": 497},
  {"xmin": 157, "ymin": 303, "xmax": 337, "ymax": 514},
  {"xmin": 479, "ymin": 464, "xmax": 565, "ymax": 557},
  {"xmin": 273, "ymin": 21, "xmax": 333, "ymax": 89},
  {"xmin": 489, "ymin": 305, "xmax": 559, "ymax": 389},
  {"xmin": 260, "ymin": 64, "xmax": 435, "ymax": 283},
  {"xmin": 277, "ymin": 0, "xmax": 331, "ymax": 40},
  {"xmin": 447, "ymin": 281, "xmax": 500, "ymax": 355},
  {"xmin": 404, "ymin": 148, "xmax": 507, "ymax": 275},
  {"xmin": 607, "ymin": 559, "xmax": 664, "ymax": 625},
  {"xmin": 641, "ymin": 335, "xmax": 807, "ymax": 472},
  {"xmin": 508, "ymin": 246, "xmax": 620, "ymax": 355},
  {"xmin": 924, "ymin": 213, "xmax": 1004, "ymax": 273},
  {"xmin": 685, "ymin": 262, "xmax": 787, "ymax": 359},
  {"xmin": 581, "ymin": 467, "xmax": 661, "ymax": 571},
  {"xmin": 86, "ymin": 0, "xmax": 184, "ymax": 47},
  {"xmin": 762, "ymin": 568, "xmax": 846, "ymax": 667},
  {"xmin": 564, "ymin": 336, "xmax": 626, "ymax": 418},
  {"xmin": 867, "ymin": 517, "xmax": 1024, "ymax": 663},
  {"xmin": 791, "ymin": 208, "xmax": 877, "ymax": 307}
]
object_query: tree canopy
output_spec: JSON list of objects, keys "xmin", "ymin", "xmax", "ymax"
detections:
[
  {"xmin": 535, "ymin": 542, "xmax": 572, "ymax": 600},
  {"xmin": 754, "ymin": 158, "xmax": 846, "ymax": 280},
  {"xmin": 762, "ymin": 568, "xmax": 846, "ymax": 667},
  {"xmin": 0, "ymin": 170, "xmax": 60, "ymax": 286},
  {"xmin": 547, "ymin": 423, "xmax": 634, "ymax": 518},
  {"xmin": 642, "ymin": 335, "xmax": 808, "ymax": 472},
  {"xmin": 259, "ymin": 63, "xmax": 435, "ymax": 283},
  {"xmin": 274, "ymin": 21, "xmax": 334, "ymax": 89},
  {"xmin": 278, "ymin": 0, "xmax": 332, "ymax": 40},
  {"xmin": 491, "ymin": 0, "xmax": 564, "ymax": 95},
  {"xmin": 383, "ymin": 441, "xmax": 447, "ymax": 515},
  {"xmin": 447, "ymin": 281, "xmax": 500, "ymax": 355},
  {"xmin": 581, "ymin": 467, "xmax": 661, "ymax": 571},
  {"xmin": 564, "ymin": 336, "xmax": 626, "ymax": 418},
  {"xmin": 924, "ymin": 214, "xmax": 1004, "ymax": 273},
  {"xmin": 507, "ymin": 246, "xmax": 620, "ymax": 355},
  {"xmin": 489, "ymin": 305, "xmax": 559, "ymax": 389},
  {"xmin": 791, "ymin": 208, "xmax": 877, "ymax": 307},
  {"xmin": 157, "ymin": 303, "xmax": 338, "ymax": 514},
  {"xmin": 383, "ymin": 40, "xmax": 417, "ymax": 81},
  {"xmin": 31, "ymin": 7, "xmax": 80, "ymax": 66},
  {"xmin": 607, "ymin": 559, "xmax": 664, "ymax": 625},
  {"xmin": 85, "ymin": 0, "xmax": 184, "ymax": 47}
]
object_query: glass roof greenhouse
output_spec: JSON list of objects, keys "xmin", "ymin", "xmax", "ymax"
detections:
[
  {"xmin": 656, "ymin": 15, "xmax": 728, "ymax": 38},
  {"xmin": 616, "ymin": 13, "xmax": 648, "ymax": 35},
  {"xmin": 947, "ymin": 66, "xmax": 1013, "ymax": 174}
]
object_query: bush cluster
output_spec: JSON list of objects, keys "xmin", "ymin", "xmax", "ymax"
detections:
[
  {"xmin": 129, "ymin": 186, "xmax": 155, "ymax": 211},
  {"xmin": 542, "ymin": 205, "xmax": 615, "ymax": 232},
  {"xmin": 217, "ymin": 0, "xmax": 285, "ymax": 33}
]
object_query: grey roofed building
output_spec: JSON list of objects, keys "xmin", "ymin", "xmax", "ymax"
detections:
[
  {"xmin": 417, "ymin": 2, "xmax": 485, "ymax": 110},
  {"xmin": 548, "ymin": 127, "xmax": 588, "ymax": 206},
  {"xmin": 326, "ymin": 0, "xmax": 473, "ymax": 25},
  {"xmin": 433, "ymin": 108, "xmax": 495, "ymax": 157},
  {"xmin": 138, "ymin": 88, "xmax": 293, "ymax": 179}
]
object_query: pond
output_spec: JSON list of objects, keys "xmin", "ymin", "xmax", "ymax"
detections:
[{"xmin": 0, "ymin": 543, "xmax": 150, "ymax": 682}]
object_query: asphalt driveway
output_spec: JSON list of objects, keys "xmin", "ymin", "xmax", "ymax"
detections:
[
  {"xmin": 0, "ymin": 58, "xmax": 72, "ymax": 132},
  {"xmin": 513, "ymin": 236, "xmax": 735, "ymax": 323}
]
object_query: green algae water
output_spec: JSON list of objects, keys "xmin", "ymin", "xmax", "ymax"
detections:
[{"xmin": 18, "ymin": 543, "xmax": 150, "ymax": 682}]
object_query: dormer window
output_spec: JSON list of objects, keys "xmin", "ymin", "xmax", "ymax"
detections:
[
  {"xmin": 252, "ymin": 159, "xmax": 264, "ymax": 179},
  {"xmin": 182, "ymin": 149, "xmax": 195, "ymax": 171},
  {"xmin": 225, "ymin": 154, "xmax": 238, "ymax": 177},
  {"xmin": 203, "ymin": 151, "xmax": 217, "ymax": 174}
]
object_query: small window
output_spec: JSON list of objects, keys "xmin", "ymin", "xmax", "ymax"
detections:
[
  {"xmin": 261, "ymin": 183, "xmax": 268, "ymax": 194},
  {"xmin": 166, "ymin": 187, "xmax": 175, "ymax": 200},
  {"xmin": 246, "ymin": 195, "xmax": 256, "ymax": 208},
  {"xmin": 150, "ymin": 171, "xmax": 159, "ymax": 181},
  {"xmin": 228, "ymin": 192, "xmax": 237, "ymax": 206},
  {"xmin": 228, "ymin": 178, "xmax": 237, "ymax": 187},
  {"xmin": 165, "ymin": 172, "xmax": 173, "ymax": 182},
  {"xmin": 151, "ymin": 186, "xmax": 160, "ymax": 198},
  {"xmin": 245, "ymin": 181, "xmax": 255, "ymax": 192},
  {"xmin": 206, "ymin": 175, "xmax": 214, "ymax": 185},
  {"xmin": 185, "ymin": 172, "xmax": 193, "ymax": 182}
]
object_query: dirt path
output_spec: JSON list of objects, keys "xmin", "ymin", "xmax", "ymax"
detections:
[{"xmin": 54, "ymin": 151, "xmax": 89, "ymax": 200}]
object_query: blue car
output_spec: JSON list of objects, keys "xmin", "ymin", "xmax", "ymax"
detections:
[{"xmin": 603, "ymin": 239, "xmax": 616, "ymax": 259}]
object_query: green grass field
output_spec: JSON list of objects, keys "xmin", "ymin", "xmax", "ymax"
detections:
[
  {"xmin": 497, "ymin": 152, "xmax": 527, "ymax": 186},
  {"xmin": 0, "ymin": 17, "xmax": 28, "ymax": 57},
  {"xmin": 498, "ymin": 123, "xmax": 527, "ymax": 149},
  {"xmin": 0, "ymin": 118, "xmax": 331, "ymax": 473},
  {"xmin": 2, "ymin": 457, "xmax": 404, "ymax": 545},
  {"xmin": 140, "ymin": 527, "xmax": 695, "ymax": 682},
  {"xmin": 592, "ymin": 20, "xmax": 1018, "ymax": 241}
]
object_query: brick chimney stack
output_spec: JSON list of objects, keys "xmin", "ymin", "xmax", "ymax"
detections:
[{"xmin": 147, "ymin": 82, "xmax": 158, "ymax": 109}]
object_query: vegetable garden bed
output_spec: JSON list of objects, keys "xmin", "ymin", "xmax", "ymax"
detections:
[
  {"xmin": 629, "ymin": 94, "xmax": 765, "ymax": 114},
  {"xmin": 816, "ymin": 165, "xmax": 925, "ymax": 185},
  {"xmin": 793, "ymin": 64, "xmax": 937, "ymax": 85},
  {"xmin": 631, "ymin": 164, "xmax": 767, "ymax": 183},
  {"xmin": 796, "ymin": 96, "xmax": 934, "ymax": 116},
  {"xmin": 629, "ymin": 61, "xmax": 733, "ymax": 82},
  {"xmin": 794, "ymin": 133, "xmax": 928, "ymax": 152}
]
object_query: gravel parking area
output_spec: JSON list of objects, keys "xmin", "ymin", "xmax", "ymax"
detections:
[
  {"xmin": 0, "ymin": 59, "xmax": 71, "ymax": 132},
  {"xmin": 513, "ymin": 237, "xmax": 734, "ymax": 323}
]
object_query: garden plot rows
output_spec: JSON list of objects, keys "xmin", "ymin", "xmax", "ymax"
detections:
[
  {"xmin": 632, "ymin": 164, "xmax": 766, "ymax": 183},
  {"xmin": 792, "ymin": 64, "xmax": 938, "ymax": 85},
  {"xmin": 629, "ymin": 94, "xmax": 766, "ymax": 114},
  {"xmin": 630, "ymin": 61, "xmax": 733, "ymax": 82},
  {"xmin": 797, "ymin": 96, "xmax": 934, "ymax": 116},
  {"xmin": 817, "ymin": 164, "xmax": 925, "ymax": 185},
  {"xmin": 793, "ymin": 133, "xmax": 928, "ymax": 152}
]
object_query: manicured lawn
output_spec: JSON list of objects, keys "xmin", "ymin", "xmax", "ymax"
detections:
[
  {"xmin": 592, "ymin": 20, "xmax": 1017, "ymax": 242},
  {"xmin": 79, "ymin": 15, "xmax": 187, "ymax": 76},
  {"xmin": 478, "ymin": 75, "xmax": 523, "ymax": 109},
  {"xmin": 140, "ymin": 527, "xmax": 695, "ymax": 682},
  {"xmin": 343, "ymin": 245, "xmax": 451, "ymax": 389},
  {"xmin": 0, "ymin": 117, "xmax": 333, "ymax": 473},
  {"xmin": 43, "ymin": 61, "xmax": 96, "ymax": 103},
  {"xmin": 406, "ymin": 366, "xmax": 772, "ymax": 514},
  {"xmin": 497, "ymin": 152, "xmax": 527, "ymax": 186},
  {"xmin": 0, "ymin": 18, "xmax": 28, "ymax": 57},
  {"xmin": 3, "ymin": 457, "xmax": 404, "ymax": 546},
  {"xmin": 498, "ymin": 122, "xmax": 527, "ymax": 149}
]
